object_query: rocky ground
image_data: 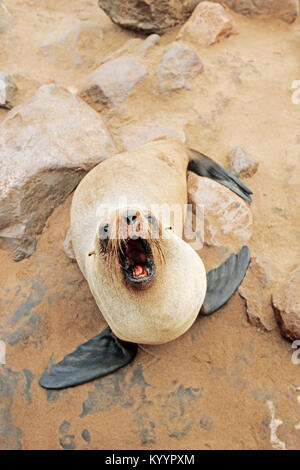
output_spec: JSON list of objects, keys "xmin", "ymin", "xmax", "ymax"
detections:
[{"xmin": 0, "ymin": 0, "xmax": 300, "ymax": 450}]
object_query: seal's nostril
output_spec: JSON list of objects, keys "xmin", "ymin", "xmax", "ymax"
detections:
[{"xmin": 126, "ymin": 214, "xmax": 137, "ymax": 225}]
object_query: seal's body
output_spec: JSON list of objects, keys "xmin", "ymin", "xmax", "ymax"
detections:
[
  {"xmin": 40, "ymin": 138, "xmax": 252, "ymax": 390},
  {"xmin": 71, "ymin": 140, "xmax": 207, "ymax": 344}
]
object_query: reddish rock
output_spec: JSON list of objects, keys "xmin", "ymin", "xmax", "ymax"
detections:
[
  {"xmin": 239, "ymin": 257, "xmax": 279, "ymax": 331},
  {"xmin": 273, "ymin": 266, "xmax": 300, "ymax": 341},
  {"xmin": 177, "ymin": 2, "xmax": 236, "ymax": 47}
]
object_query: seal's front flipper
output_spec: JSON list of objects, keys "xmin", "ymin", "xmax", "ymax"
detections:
[
  {"xmin": 188, "ymin": 149, "xmax": 253, "ymax": 204},
  {"xmin": 200, "ymin": 245, "xmax": 250, "ymax": 316},
  {"xmin": 39, "ymin": 327, "xmax": 138, "ymax": 390}
]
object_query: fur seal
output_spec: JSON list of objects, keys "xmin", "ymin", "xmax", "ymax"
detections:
[{"xmin": 40, "ymin": 139, "xmax": 252, "ymax": 389}]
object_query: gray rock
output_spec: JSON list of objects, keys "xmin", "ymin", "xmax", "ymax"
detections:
[
  {"xmin": 155, "ymin": 41, "xmax": 203, "ymax": 94},
  {"xmin": 0, "ymin": 84, "xmax": 116, "ymax": 261},
  {"xmin": 273, "ymin": 266, "xmax": 300, "ymax": 341},
  {"xmin": 0, "ymin": 72, "xmax": 17, "ymax": 109},
  {"xmin": 227, "ymin": 147, "xmax": 259, "ymax": 178},
  {"xmin": 97, "ymin": 0, "xmax": 298, "ymax": 34},
  {"xmin": 79, "ymin": 55, "xmax": 148, "ymax": 111}
]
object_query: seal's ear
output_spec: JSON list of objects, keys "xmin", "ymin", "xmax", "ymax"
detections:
[
  {"xmin": 188, "ymin": 149, "xmax": 253, "ymax": 204},
  {"xmin": 39, "ymin": 327, "xmax": 138, "ymax": 389},
  {"xmin": 200, "ymin": 245, "xmax": 250, "ymax": 316}
]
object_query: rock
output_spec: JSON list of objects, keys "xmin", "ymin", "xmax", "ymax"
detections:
[
  {"xmin": 41, "ymin": 17, "xmax": 104, "ymax": 67},
  {"xmin": 98, "ymin": 0, "xmax": 298, "ymax": 33},
  {"xmin": 79, "ymin": 55, "xmax": 148, "ymax": 111},
  {"xmin": 220, "ymin": 0, "xmax": 298, "ymax": 24},
  {"xmin": 138, "ymin": 34, "xmax": 160, "ymax": 56},
  {"xmin": 155, "ymin": 41, "xmax": 203, "ymax": 94},
  {"xmin": 227, "ymin": 146, "xmax": 259, "ymax": 178},
  {"xmin": 187, "ymin": 171, "xmax": 252, "ymax": 251},
  {"xmin": 0, "ymin": 72, "xmax": 17, "ymax": 109},
  {"xmin": 272, "ymin": 266, "xmax": 300, "ymax": 341},
  {"xmin": 63, "ymin": 228, "xmax": 75, "ymax": 261},
  {"xmin": 120, "ymin": 114, "xmax": 186, "ymax": 150},
  {"xmin": 177, "ymin": 1, "xmax": 236, "ymax": 47},
  {"xmin": 0, "ymin": 84, "xmax": 116, "ymax": 261},
  {"xmin": 98, "ymin": 0, "xmax": 201, "ymax": 33},
  {"xmin": 239, "ymin": 257, "xmax": 279, "ymax": 331}
]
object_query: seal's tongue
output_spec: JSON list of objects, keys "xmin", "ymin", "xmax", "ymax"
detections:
[
  {"xmin": 125, "ymin": 240, "xmax": 149, "ymax": 279},
  {"xmin": 133, "ymin": 265, "xmax": 148, "ymax": 278}
]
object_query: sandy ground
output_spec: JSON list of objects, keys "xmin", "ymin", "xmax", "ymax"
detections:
[{"xmin": 0, "ymin": 0, "xmax": 300, "ymax": 450}]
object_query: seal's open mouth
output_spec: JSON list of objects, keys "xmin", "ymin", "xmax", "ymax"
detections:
[{"xmin": 119, "ymin": 238, "xmax": 155, "ymax": 285}]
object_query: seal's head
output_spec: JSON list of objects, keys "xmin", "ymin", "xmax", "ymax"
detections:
[
  {"xmin": 84, "ymin": 204, "xmax": 206, "ymax": 345},
  {"xmin": 95, "ymin": 208, "xmax": 164, "ymax": 290}
]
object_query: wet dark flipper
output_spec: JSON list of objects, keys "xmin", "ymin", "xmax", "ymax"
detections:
[
  {"xmin": 188, "ymin": 149, "xmax": 253, "ymax": 204},
  {"xmin": 200, "ymin": 246, "xmax": 250, "ymax": 316},
  {"xmin": 39, "ymin": 327, "xmax": 138, "ymax": 390}
]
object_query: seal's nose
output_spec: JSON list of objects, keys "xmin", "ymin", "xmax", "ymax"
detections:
[{"xmin": 125, "ymin": 211, "xmax": 138, "ymax": 225}]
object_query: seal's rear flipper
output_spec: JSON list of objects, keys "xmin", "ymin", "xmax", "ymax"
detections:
[
  {"xmin": 39, "ymin": 327, "xmax": 138, "ymax": 390},
  {"xmin": 188, "ymin": 149, "xmax": 253, "ymax": 204},
  {"xmin": 200, "ymin": 246, "xmax": 250, "ymax": 316}
]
